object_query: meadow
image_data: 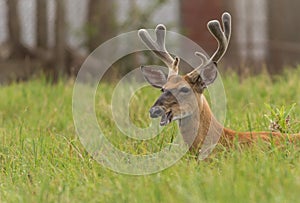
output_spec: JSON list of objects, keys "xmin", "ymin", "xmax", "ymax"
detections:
[{"xmin": 1, "ymin": 67, "xmax": 300, "ymax": 203}]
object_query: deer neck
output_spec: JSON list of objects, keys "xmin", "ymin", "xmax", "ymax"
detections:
[
  {"xmin": 178, "ymin": 92, "xmax": 300, "ymax": 149},
  {"xmin": 177, "ymin": 94, "xmax": 285, "ymax": 148},
  {"xmin": 178, "ymin": 94, "xmax": 224, "ymax": 149}
]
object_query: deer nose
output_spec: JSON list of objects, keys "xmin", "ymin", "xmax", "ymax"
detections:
[{"xmin": 149, "ymin": 106, "xmax": 164, "ymax": 118}]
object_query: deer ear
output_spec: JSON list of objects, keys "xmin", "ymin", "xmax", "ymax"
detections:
[
  {"xmin": 199, "ymin": 62, "xmax": 218, "ymax": 87},
  {"xmin": 141, "ymin": 66, "xmax": 168, "ymax": 88}
]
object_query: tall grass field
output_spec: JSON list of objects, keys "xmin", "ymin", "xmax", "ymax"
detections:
[{"xmin": 1, "ymin": 68, "xmax": 300, "ymax": 202}]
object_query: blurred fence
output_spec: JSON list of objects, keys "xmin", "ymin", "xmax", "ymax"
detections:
[
  {"xmin": 0, "ymin": 0, "xmax": 300, "ymax": 83},
  {"xmin": 180, "ymin": 0, "xmax": 300, "ymax": 74}
]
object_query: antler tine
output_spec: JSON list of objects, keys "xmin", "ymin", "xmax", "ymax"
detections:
[
  {"xmin": 187, "ymin": 51, "xmax": 211, "ymax": 80},
  {"xmin": 207, "ymin": 21, "xmax": 227, "ymax": 63},
  {"xmin": 138, "ymin": 24, "xmax": 179, "ymax": 77},
  {"xmin": 187, "ymin": 12, "xmax": 231, "ymax": 81},
  {"xmin": 208, "ymin": 12, "xmax": 231, "ymax": 63},
  {"xmin": 222, "ymin": 12, "xmax": 231, "ymax": 41},
  {"xmin": 195, "ymin": 51, "xmax": 209, "ymax": 66}
]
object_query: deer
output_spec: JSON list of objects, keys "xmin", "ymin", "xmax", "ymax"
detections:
[{"xmin": 138, "ymin": 12, "xmax": 300, "ymax": 154}]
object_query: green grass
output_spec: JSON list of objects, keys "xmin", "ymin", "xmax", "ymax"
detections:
[{"xmin": 1, "ymin": 68, "xmax": 300, "ymax": 203}]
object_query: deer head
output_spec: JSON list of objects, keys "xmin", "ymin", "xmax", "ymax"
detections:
[{"xmin": 139, "ymin": 13, "xmax": 231, "ymax": 127}]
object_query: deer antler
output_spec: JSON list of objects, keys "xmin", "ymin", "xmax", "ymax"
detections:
[
  {"xmin": 138, "ymin": 24, "xmax": 179, "ymax": 78},
  {"xmin": 208, "ymin": 12, "xmax": 231, "ymax": 62},
  {"xmin": 188, "ymin": 12, "xmax": 232, "ymax": 78}
]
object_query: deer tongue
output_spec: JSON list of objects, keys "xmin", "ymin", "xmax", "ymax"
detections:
[{"xmin": 160, "ymin": 111, "xmax": 172, "ymax": 126}]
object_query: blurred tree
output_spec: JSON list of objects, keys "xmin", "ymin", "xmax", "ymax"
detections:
[
  {"xmin": 268, "ymin": 0, "xmax": 300, "ymax": 73},
  {"xmin": 6, "ymin": 0, "xmax": 24, "ymax": 58},
  {"xmin": 86, "ymin": 0, "xmax": 117, "ymax": 52},
  {"xmin": 120, "ymin": 0, "xmax": 168, "ymax": 30},
  {"xmin": 54, "ymin": 0, "xmax": 67, "ymax": 77},
  {"xmin": 6, "ymin": 0, "xmax": 20, "ymax": 46},
  {"xmin": 36, "ymin": 0, "xmax": 48, "ymax": 49}
]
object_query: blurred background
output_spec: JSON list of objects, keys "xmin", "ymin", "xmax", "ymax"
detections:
[{"xmin": 0, "ymin": 0, "xmax": 300, "ymax": 83}]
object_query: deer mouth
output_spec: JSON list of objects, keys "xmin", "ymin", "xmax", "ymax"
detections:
[{"xmin": 160, "ymin": 111, "xmax": 173, "ymax": 126}]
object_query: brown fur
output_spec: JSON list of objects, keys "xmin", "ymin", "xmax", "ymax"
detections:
[{"xmin": 179, "ymin": 88, "xmax": 300, "ymax": 151}]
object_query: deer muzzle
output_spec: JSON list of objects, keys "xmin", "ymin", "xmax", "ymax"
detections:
[
  {"xmin": 149, "ymin": 106, "xmax": 173, "ymax": 126},
  {"xmin": 149, "ymin": 106, "xmax": 164, "ymax": 118}
]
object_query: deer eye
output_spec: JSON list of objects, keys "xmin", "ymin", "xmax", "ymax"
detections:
[
  {"xmin": 180, "ymin": 86, "xmax": 190, "ymax": 93},
  {"xmin": 161, "ymin": 88, "xmax": 165, "ymax": 92}
]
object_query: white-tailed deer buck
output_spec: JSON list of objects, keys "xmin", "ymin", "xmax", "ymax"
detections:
[{"xmin": 138, "ymin": 12, "xmax": 299, "ymax": 152}]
